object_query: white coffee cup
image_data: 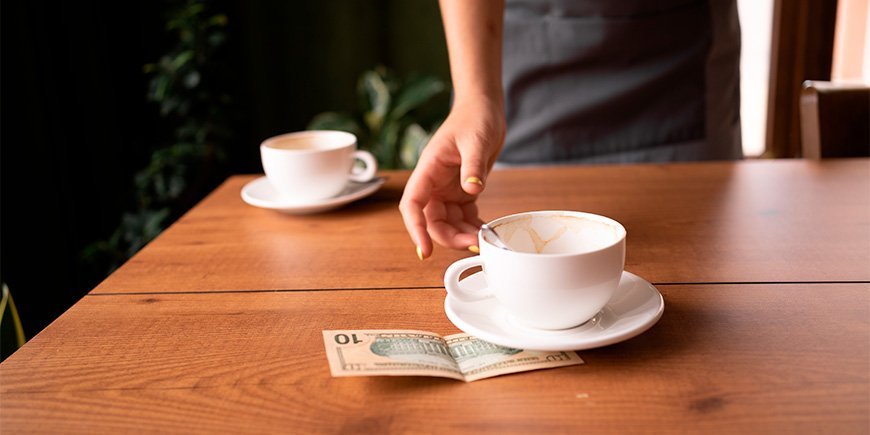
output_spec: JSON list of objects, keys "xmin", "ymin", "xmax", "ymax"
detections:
[
  {"xmin": 444, "ymin": 211, "xmax": 626, "ymax": 330},
  {"xmin": 260, "ymin": 130, "xmax": 377, "ymax": 201}
]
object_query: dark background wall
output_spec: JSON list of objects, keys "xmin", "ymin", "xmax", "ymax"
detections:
[{"xmin": 1, "ymin": 0, "xmax": 449, "ymax": 339}]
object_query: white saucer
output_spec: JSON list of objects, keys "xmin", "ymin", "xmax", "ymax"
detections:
[
  {"xmin": 444, "ymin": 271, "xmax": 664, "ymax": 351},
  {"xmin": 241, "ymin": 176, "xmax": 385, "ymax": 214}
]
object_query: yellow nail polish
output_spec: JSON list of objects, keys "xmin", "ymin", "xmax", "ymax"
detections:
[
  {"xmin": 465, "ymin": 176, "xmax": 484, "ymax": 186},
  {"xmin": 416, "ymin": 245, "xmax": 424, "ymax": 261},
  {"xmin": 468, "ymin": 245, "xmax": 480, "ymax": 254}
]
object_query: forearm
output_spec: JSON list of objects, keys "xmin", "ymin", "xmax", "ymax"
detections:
[{"xmin": 439, "ymin": 0, "xmax": 505, "ymax": 108}]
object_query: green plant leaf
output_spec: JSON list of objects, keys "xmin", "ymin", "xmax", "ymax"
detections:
[
  {"xmin": 309, "ymin": 67, "xmax": 449, "ymax": 170},
  {"xmin": 399, "ymin": 123, "xmax": 431, "ymax": 169},
  {"xmin": 151, "ymin": 75, "xmax": 171, "ymax": 101},
  {"xmin": 376, "ymin": 121, "xmax": 402, "ymax": 169},
  {"xmin": 307, "ymin": 112, "xmax": 363, "ymax": 137},
  {"xmin": 359, "ymin": 70, "xmax": 390, "ymax": 132},
  {"xmin": 390, "ymin": 76, "xmax": 446, "ymax": 121},
  {"xmin": 1, "ymin": 283, "xmax": 26, "ymax": 362},
  {"xmin": 88, "ymin": 0, "xmax": 235, "ymax": 282},
  {"xmin": 183, "ymin": 71, "xmax": 201, "ymax": 89},
  {"xmin": 208, "ymin": 14, "xmax": 228, "ymax": 27},
  {"xmin": 171, "ymin": 50, "xmax": 195, "ymax": 71},
  {"xmin": 120, "ymin": 208, "xmax": 170, "ymax": 255}
]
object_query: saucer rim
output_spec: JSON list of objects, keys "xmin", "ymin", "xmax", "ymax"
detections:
[
  {"xmin": 444, "ymin": 270, "xmax": 664, "ymax": 351},
  {"xmin": 241, "ymin": 176, "xmax": 385, "ymax": 212}
]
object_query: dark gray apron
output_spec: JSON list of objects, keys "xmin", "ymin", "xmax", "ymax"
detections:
[{"xmin": 500, "ymin": 0, "xmax": 742, "ymax": 164}]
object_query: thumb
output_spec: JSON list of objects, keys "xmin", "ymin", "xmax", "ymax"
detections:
[{"xmin": 458, "ymin": 138, "xmax": 490, "ymax": 196}]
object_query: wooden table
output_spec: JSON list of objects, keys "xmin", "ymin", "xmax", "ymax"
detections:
[{"xmin": 2, "ymin": 159, "xmax": 868, "ymax": 433}]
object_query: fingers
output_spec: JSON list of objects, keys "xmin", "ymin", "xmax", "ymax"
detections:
[
  {"xmin": 460, "ymin": 202, "xmax": 485, "ymax": 253},
  {"xmin": 429, "ymin": 220, "xmax": 479, "ymax": 249},
  {"xmin": 461, "ymin": 202, "xmax": 486, "ymax": 228},
  {"xmin": 402, "ymin": 181, "xmax": 481, "ymax": 257},
  {"xmin": 398, "ymin": 171, "xmax": 433, "ymax": 260},
  {"xmin": 426, "ymin": 202, "xmax": 479, "ymax": 250},
  {"xmin": 446, "ymin": 203, "xmax": 480, "ymax": 235}
]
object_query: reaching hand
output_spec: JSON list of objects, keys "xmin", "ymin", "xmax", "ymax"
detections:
[{"xmin": 399, "ymin": 99, "xmax": 505, "ymax": 259}]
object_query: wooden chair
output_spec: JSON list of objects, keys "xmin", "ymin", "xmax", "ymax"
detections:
[{"xmin": 799, "ymin": 80, "xmax": 870, "ymax": 159}]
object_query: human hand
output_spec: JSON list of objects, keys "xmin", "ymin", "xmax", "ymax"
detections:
[{"xmin": 399, "ymin": 99, "xmax": 505, "ymax": 259}]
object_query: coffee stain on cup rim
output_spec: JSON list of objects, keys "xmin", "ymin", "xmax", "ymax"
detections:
[{"xmin": 484, "ymin": 211, "xmax": 626, "ymax": 256}]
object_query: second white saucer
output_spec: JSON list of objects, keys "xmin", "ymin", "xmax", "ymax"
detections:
[
  {"xmin": 444, "ymin": 271, "xmax": 664, "ymax": 351},
  {"xmin": 241, "ymin": 176, "xmax": 385, "ymax": 214}
]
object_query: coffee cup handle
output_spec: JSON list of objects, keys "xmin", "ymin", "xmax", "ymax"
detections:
[
  {"xmin": 349, "ymin": 150, "xmax": 377, "ymax": 182},
  {"xmin": 444, "ymin": 256, "xmax": 492, "ymax": 302}
]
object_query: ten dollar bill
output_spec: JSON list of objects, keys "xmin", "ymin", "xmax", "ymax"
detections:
[{"xmin": 323, "ymin": 329, "xmax": 583, "ymax": 382}]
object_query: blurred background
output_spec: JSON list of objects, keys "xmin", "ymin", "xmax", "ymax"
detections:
[
  {"xmin": 0, "ymin": 0, "xmax": 864, "ymax": 350},
  {"xmin": 1, "ymin": 0, "xmax": 452, "ymax": 343}
]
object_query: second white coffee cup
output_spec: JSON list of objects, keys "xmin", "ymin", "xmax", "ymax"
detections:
[
  {"xmin": 260, "ymin": 130, "xmax": 377, "ymax": 202},
  {"xmin": 444, "ymin": 211, "xmax": 626, "ymax": 330}
]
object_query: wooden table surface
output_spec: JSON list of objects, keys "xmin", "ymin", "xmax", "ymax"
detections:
[
  {"xmin": 2, "ymin": 285, "xmax": 868, "ymax": 433},
  {"xmin": 92, "ymin": 159, "xmax": 870, "ymax": 294},
  {"xmin": 2, "ymin": 159, "xmax": 869, "ymax": 433}
]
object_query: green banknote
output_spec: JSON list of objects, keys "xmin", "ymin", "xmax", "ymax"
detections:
[{"xmin": 323, "ymin": 330, "xmax": 583, "ymax": 382}]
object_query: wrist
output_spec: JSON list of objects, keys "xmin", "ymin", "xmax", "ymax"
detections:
[{"xmin": 452, "ymin": 88, "xmax": 504, "ymax": 113}]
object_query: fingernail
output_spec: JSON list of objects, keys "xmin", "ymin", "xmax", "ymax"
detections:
[
  {"xmin": 468, "ymin": 245, "xmax": 480, "ymax": 254},
  {"xmin": 416, "ymin": 245, "xmax": 424, "ymax": 261},
  {"xmin": 465, "ymin": 176, "xmax": 484, "ymax": 187}
]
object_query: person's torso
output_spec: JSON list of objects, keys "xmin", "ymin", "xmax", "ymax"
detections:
[{"xmin": 500, "ymin": 0, "xmax": 741, "ymax": 165}]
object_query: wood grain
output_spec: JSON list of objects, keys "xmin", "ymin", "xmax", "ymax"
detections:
[
  {"xmin": 2, "ymin": 284, "xmax": 868, "ymax": 433},
  {"xmin": 91, "ymin": 159, "xmax": 870, "ymax": 294}
]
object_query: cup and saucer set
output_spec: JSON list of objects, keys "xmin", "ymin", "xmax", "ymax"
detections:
[
  {"xmin": 241, "ymin": 131, "xmax": 384, "ymax": 214},
  {"xmin": 244, "ymin": 132, "xmax": 662, "ymax": 351},
  {"xmin": 443, "ymin": 211, "xmax": 664, "ymax": 351}
]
